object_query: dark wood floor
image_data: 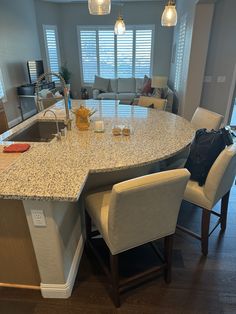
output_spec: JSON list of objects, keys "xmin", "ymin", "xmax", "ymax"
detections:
[{"xmin": 1, "ymin": 184, "xmax": 236, "ymax": 314}]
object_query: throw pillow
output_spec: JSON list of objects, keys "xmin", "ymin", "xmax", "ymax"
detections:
[
  {"xmin": 141, "ymin": 78, "xmax": 153, "ymax": 95},
  {"xmin": 143, "ymin": 74, "xmax": 149, "ymax": 85},
  {"xmin": 152, "ymin": 88, "xmax": 162, "ymax": 99},
  {"xmin": 93, "ymin": 76, "xmax": 109, "ymax": 92}
]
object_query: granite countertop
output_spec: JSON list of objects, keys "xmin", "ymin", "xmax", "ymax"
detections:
[{"xmin": 0, "ymin": 100, "xmax": 195, "ymax": 202}]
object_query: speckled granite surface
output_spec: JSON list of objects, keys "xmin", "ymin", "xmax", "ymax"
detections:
[{"xmin": 0, "ymin": 100, "xmax": 195, "ymax": 202}]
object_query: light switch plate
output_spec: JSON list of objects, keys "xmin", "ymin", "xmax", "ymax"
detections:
[
  {"xmin": 31, "ymin": 209, "xmax": 47, "ymax": 227},
  {"xmin": 217, "ymin": 76, "xmax": 226, "ymax": 83},
  {"xmin": 204, "ymin": 76, "xmax": 212, "ymax": 83}
]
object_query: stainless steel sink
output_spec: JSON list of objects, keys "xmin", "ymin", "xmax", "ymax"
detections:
[{"xmin": 6, "ymin": 120, "xmax": 66, "ymax": 142}]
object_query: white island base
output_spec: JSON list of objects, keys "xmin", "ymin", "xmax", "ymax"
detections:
[{"xmin": 23, "ymin": 199, "xmax": 84, "ymax": 299}]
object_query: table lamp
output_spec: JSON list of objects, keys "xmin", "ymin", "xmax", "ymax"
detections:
[
  {"xmin": 151, "ymin": 76, "xmax": 168, "ymax": 98},
  {"xmin": 151, "ymin": 76, "xmax": 168, "ymax": 89}
]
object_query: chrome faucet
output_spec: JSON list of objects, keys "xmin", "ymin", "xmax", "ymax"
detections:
[
  {"xmin": 43, "ymin": 109, "xmax": 61, "ymax": 141},
  {"xmin": 35, "ymin": 72, "xmax": 72, "ymax": 130}
]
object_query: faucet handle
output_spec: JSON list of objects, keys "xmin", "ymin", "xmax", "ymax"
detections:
[
  {"xmin": 61, "ymin": 127, "xmax": 67, "ymax": 137},
  {"xmin": 52, "ymin": 132, "xmax": 62, "ymax": 141},
  {"xmin": 65, "ymin": 118, "xmax": 72, "ymax": 131}
]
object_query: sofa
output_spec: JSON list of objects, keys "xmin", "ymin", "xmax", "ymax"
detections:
[{"xmin": 92, "ymin": 76, "xmax": 174, "ymax": 112}]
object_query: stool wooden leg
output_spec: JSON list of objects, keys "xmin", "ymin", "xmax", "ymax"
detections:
[
  {"xmin": 221, "ymin": 191, "xmax": 230, "ymax": 231},
  {"xmin": 85, "ymin": 211, "xmax": 92, "ymax": 251},
  {"xmin": 201, "ymin": 208, "xmax": 211, "ymax": 256},
  {"xmin": 110, "ymin": 253, "xmax": 120, "ymax": 307},
  {"xmin": 164, "ymin": 234, "xmax": 173, "ymax": 284}
]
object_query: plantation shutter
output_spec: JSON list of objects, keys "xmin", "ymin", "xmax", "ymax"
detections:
[
  {"xmin": 117, "ymin": 30, "xmax": 133, "ymax": 78},
  {"xmin": 43, "ymin": 25, "xmax": 61, "ymax": 78},
  {"xmin": 174, "ymin": 16, "xmax": 187, "ymax": 92},
  {"xmin": 135, "ymin": 29, "xmax": 153, "ymax": 78},
  {"xmin": 78, "ymin": 25, "xmax": 154, "ymax": 84},
  {"xmin": 80, "ymin": 30, "xmax": 98, "ymax": 84},
  {"xmin": 99, "ymin": 30, "xmax": 115, "ymax": 79}
]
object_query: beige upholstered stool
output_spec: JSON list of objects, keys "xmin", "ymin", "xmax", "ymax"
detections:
[
  {"xmin": 191, "ymin": 107, "xmax": 223, "ymax": 131},
  {"xmin": 177, "ymin": 144, "xmax": 236, "ymax": 256},
  {"xmin": 138, "ymin": 96, "xmax": 167, "ymax": 110},
  {"xmin": 165, "ymin": 107, "xmax": 224, "ymax": 170},
  {"xmin": 85, "ymin": 169, "xmax": 190, "ymax": 307}
]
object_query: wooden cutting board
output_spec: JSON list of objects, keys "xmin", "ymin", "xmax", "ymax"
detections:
[{"xmin": 0, "ymin": 152, "xmax": 21, "ymax": 172}]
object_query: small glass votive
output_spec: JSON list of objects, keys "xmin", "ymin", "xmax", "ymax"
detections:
[
  {"xmin": 112, "ymin": 125, "xmax": 122, "ymax": 136},
  {"xmin": 122, "ymin": 126, "xmax": 131, "ymax": 136},
  {"xmin": 94, "ymin": 120, "xmax": 105, "ymax": 133}
]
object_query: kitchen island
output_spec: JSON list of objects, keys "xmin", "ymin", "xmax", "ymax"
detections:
[{"xmin": 0, "ymin": 100, "xmax": 195, "ymax": 298}]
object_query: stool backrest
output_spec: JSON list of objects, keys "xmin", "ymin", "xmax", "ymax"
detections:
[
  {"xmin": 204, "ymin": 144, "xmax": 236, "ymax": 206},
  {"xmin": 138, "ymin": 96, "xmax": 167, "ymax": 110},
  {"xmin": 108, "ymin": 169, "xmax": 190, "ymax": 254},
  {"xmin": 191, "ymin": 107, "xmax": 223, "ymax": 130}
]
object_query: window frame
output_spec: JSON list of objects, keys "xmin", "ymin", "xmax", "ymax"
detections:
[
  {"xmin": 43, "ymin": 24, "xmax": 61, "ymax": 76},
  {"xmin": 174, "ymin": 15, "xmax": 187, "ymax": 93},
  {"xmin": 77, "ymin": 24, "xmax": 155, "ymax": 86},
  {"xmin": 0, "ymin": 69, "xmax": 6, "ymax": 102}
]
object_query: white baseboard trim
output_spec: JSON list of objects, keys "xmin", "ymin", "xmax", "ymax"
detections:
[
  {"xmin": 40, "ymin": 235, "xmax": 84, "ymax": 299},
  {"xmin": 8, "ymin": 109, "xmax": 37, "ymax": 128}
]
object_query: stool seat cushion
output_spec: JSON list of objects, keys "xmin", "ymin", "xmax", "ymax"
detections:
[{"xmin": 86, "ymin": 189, "xmax": 111, "ymax": 246}]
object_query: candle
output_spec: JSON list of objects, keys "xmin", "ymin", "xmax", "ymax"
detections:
[{"xmin": 95, "ymin": 120, "xmax": 104, "ymax": 132}]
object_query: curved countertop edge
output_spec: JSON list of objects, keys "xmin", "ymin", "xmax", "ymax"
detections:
[
  {"xmin": 0, "ymin": 101, "xmax": 195, "ymax": 202},
  {"xmin": 0, "ymin": 142, "xmax": 192, "ymax": 203}
]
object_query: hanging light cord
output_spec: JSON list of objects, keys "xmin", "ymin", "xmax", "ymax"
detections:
[{"xmin": 119, "ymin": 1, "xmax": 122, "ymax": 18}]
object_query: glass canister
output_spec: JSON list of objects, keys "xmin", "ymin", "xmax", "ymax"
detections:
[{"xmin": 75, "ymin": 105, "xmax": 91, "ymax": 130}]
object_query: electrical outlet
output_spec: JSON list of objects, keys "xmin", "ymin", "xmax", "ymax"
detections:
[
  {"xmin": 217, "ymin": 76, "xmax": 226, "ymax": 83},
  {"xmin": 204, "ymin": 76, "xmax": 212, "ymax": 83},
  {"xmin": 31, "ymin": 209, "xmax": 47, "ymax": 227}
]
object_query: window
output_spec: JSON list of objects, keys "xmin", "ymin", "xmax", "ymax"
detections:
[
  {"xmin": 117, "ymin": 30, "xmax": 133, "ymax": 78},
  {"xmin": 135, "ymin": 30, "xmax": 153, "ymax": 78},
  {"xmin": 0, "ymin": 69, "xmax": 6, "ymax": 101},
  {"xmin": 174, "ymin": 16, "xmax": 187, "ymax": 92},
  {"xmin": 99, "ymin": 30, "xmax": 115, "ymax": 78},
  {"xmin": 80, "ymin": 30, "xmax": 98, "ymax": 83},
  {"xmin": 78, "ymin": 25, "xmax": 154, "ymax": 84},
  {"xmin": 43, "ymin": 25, "xmax": 61, "ymax": 77}
]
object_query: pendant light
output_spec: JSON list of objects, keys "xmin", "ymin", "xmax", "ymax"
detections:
[
  {"xmin": 88, "ymin": 0, "xmax": 111, "ymax": 16},
  {"xmin": 161, "ymin": 0, "xmax": 177, "ymax": 27},
  {"xmin": 114, "ymin": 16, "xmax": 126, "ymax": 35},
  {"xmin": 114, "ymin": 2, "xmax": 126, "ymax": 35}
]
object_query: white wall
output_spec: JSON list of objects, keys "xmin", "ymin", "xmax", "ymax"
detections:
[
  {"xmin": 169, "ymin": 0, "xmax": 214, "ymax": 120},
  {"xmin": 35, "ymin": 1, "xmax": 174, "ymax": 98},
  {"xmin": 201, "ymin": 0, "xmax": 236, "ymax": 123},
  {"xmin": 183, "ymin": 3, "xmax": 214, "ymax": 120},
  {"xmin": 169, "ymin": 0, "xmax": 196, "ymax": 116},
  {"xmin": 0, "ymin": 0, "xmax": 41, "ymax": 124},
  {"xmin": 34, "ymin": 0, "xmax": 62, "ymax": 72}
]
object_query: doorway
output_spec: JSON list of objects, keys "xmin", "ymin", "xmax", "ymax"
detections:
[{"xmin": 225, "ymin": 63, "xmax": 236, "ymax": 127}]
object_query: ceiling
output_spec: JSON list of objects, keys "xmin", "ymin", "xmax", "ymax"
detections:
[{"xmin": 42, "ymin": 0, "xmax": 163, "ymax": 3}]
